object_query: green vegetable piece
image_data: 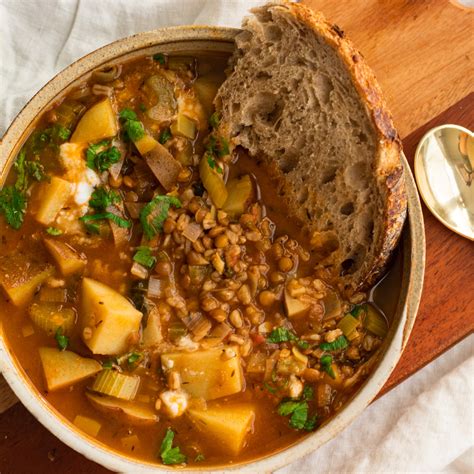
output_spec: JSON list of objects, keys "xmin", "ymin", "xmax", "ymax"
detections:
[
  {"xmin": 267, "ymin": 327, "xmax": 298, "ymax": 344},
  {"xmin": 133, "ymin": 246, "xmax": 156, "ymax": 269},
  {"xmin": 159, "ymin": 128, "xmax": 172, "ymax": 144},
  {"xmin": 160, "ymin": 428, "xmax": 187, "ymax": 465},
  {"xmin": 303, "ymin": 385, "xmax": 314, "ymax": 401},
  {"xmin": 0, "ymin": 186, "xmax": 26, "ymax": 229},
  {"xmin": 264, "ymin": 382, "xmax": 277, "ymax": 394},
  {"xmin": 297, "ymin": 340, "xmax": 310, "ymax": 350},
  {"xmin": 320, "ymin": 354, "xmax": 335, "ymax": 378},
  {"xmin": 206, "ymin": 154, "xmax": 223, "ymax": 174},
  {"xmin": 80, "ymin": 212, "xmax": 131, "ymax": 229},
  {"xmin": 89, "ymin": 187, "xmax": 120, "ymax": 210},
  {"xmin": 127, "ymin": 352, "xmax": 142, "ymax": 366},
  {"xmin": 119, "ymin": 108, "xmax": 145, "ymax": 142},
  {"xmin": 55, "ymin": 327, "xmax": 69, "ymax": 351},
  {"xmin": 86, "ymin": 141, "xmax": 121, "ymax": 172},
  {"xmin": 140, "ymin": 195, "xmax": 181, "ymax": 239},
  {"xmin": 350, "ymin": 304, "xmax": 366, "ymax": 318},
  {"xmin": 319, "ymin": 335, "xmax": 348, "ymax": 352},
  {"xmin": 139, "ymin": 103, "xmax": 147, "ymax": 112},
  {"xmin": 153, "ymin": 53, "xmax": 166, "ymax": 65},
  {"xmin": 46, "ymin": 227, "xmax": 62, "ymax": 236},
  {"xmin": 209, "ymin": 112, "xmax": 220, "ymax": 129},
  {"xmin": 206, "ymin": 135, "xmax": 229, "ymax": 158}
]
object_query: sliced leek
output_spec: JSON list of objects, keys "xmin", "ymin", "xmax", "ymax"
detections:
[
  {"xmin": 171, "ymin": 114, "xmax": 196, "ymax": 139},
  {"xmin": 29, "ymin": 302, "xmax": 75, "ymax": 335},
  {"xmin": 91, "ymin": 370, "xmax": 140, "ymax": 401},
  {"xmin": 337, "ymin": 314, "xmax": 360, "ymax": 340},
  {"xmin": 364, "ymin": 305, "xmax": 388, "ymax": 338}
]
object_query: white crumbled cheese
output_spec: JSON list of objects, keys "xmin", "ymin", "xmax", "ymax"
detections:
[
  {"xmin": 160, "ymin": 390, "xmax": 188, "ymax": 418},
  {"xmin": 176, "ymin": 335, "xmax": 199, "ymax": 352},
  {"xmin": 73, "ymin": 168, "xmax": 100, "ymax": 206}
]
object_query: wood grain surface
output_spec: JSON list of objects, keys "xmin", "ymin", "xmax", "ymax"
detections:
[{"xmin": 0, "ymin": 1, "xmax": 473, "ymax": 472}]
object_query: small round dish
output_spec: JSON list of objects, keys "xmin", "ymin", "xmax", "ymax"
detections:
[{"xmin": 0, "ymin": 26, "xmax": 425, "ymax": 473}]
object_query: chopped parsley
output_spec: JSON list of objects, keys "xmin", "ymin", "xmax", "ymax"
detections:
[
  {"xmin": 0, "ymin": 186, "xmax": 26, "ymax": 229},
  {"xmin": 80, "ymin": 212, "xmax": 131, "ymax": 230},
  {"xmin": 127, "ymin": 352, "xmax": 142, "ymax": 366},
  {"xmin": 206, "ymin": 154, "xmax": 223, "ymax": 174},
  {"xmin": 102, "ymin": 359, "xmax": 116, "ymax": 369},
  {"xmin": 320, "ymin": 354, "xmax": 335, "ymax": 378},
  {"xmin": 303, "ymin": 385, "xmax": 314, "ymax": 400},
  {"xmin": 86, "ymin": 140, "xmax": 121, "ymax": 172},
  {"xmin": 159, "ymin": 128, "xmax": 172, "ymax": 144},
  {"xmin": 140, "ymin": 195, "xmax": 181, "ymax": 239},
  {"xmin": 133, "ymin": 246, "xmax": 156, "ymax": 269},
  {"xmin": 319, "ymin": 335, "xmax": 348, "ymax": 352},
  {"xmin": 153, "ymin": 53, "xmax": 166, "ymax": 65},
  {"xmin": 89, "ymin": 187, "xmax": 121, "ymax": 210},
  {"xmin": 25, "ymin": 161, "xmax": 48, "ymax": 182},
  {"xmin": 264, "ymin": 382, "xmax": 278, "ymax": 394},
  {"xmin": 46, "ymin": 227, "xmax": 62, "ymax": 236},
  {"xmin": 27, "ymin": 124, "xmax": 71, "ymax": 154},
  {"xmin": 297, "ymin": 340, "xmax": 310, "ymax": 350},
  {"xmin": 267, "ymin": 327, "xmax": 298, "ymax": 343},
  {"xmin": 119, "ymin": 108, "xmax": 145, "ymax": 142},
  {"xmin": 206, "ymin": 135, "xmax": 229, "ymax": 158},
  {"xmin": 159, "ymin": 428, "xmax": 186, "ymax": 465},
  {"xmin": 209, "ymin": 112, "xmax": 220, "ymax": 129},
  {"xmin": 277, "ymin": 384, "xmax": 317, "ymax": 431},
  {"xmin": 55, "ymin": 327, "xmax": 69, "ymax": 351}
]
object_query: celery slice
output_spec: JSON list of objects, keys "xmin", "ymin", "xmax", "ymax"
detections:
[
  {"xmin": 364, "ymin": 305, "xmax": 388, "ymax": 338},
  {"xmin": 171, "ymin": 114, "xmax": 196, "ymax": 139},
  {"xmin": 29, "ymin": 302, "xmax": 75, "ymax": 335},
  {"xmin": 92, "ymin": 370, "xmax": 140, "ymax": 400},
  {"xmin": 337, "ymin": 314, "xmax": 360, "ymax": 340}
]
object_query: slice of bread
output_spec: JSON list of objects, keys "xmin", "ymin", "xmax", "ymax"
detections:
[{"xmin": 215, "ymin": 1, "xmax": 407, "ymax": 294}]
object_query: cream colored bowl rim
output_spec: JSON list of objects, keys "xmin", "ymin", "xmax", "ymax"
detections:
[{"xmin": 0, "ymin": 25, "xmax": 426, "ymax": 473}]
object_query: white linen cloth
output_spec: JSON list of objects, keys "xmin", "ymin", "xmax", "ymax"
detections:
[{"xmin": 0, "ymin": 1, "xmax": 473, "ymax": 472}]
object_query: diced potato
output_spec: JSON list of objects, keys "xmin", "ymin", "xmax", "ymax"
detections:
[
  {"xmin": 161, "ymin": 348, "xmax": 243, "ymax": 400},
  {"xmin": 39, "ymin": 347, "xmax": 101, "ymax": 391},
  {"xmin": 187, "ymin": 403, "xmax": 255, "ymax": 455},
  {"xmin": 223, "ymin": 175, "xmax": 254, "ymax": 218},
  {"xmin": 143, "ymin": 143, "xmax": 182, "ymax": 191},
  {"xmin": 284, "ymin": 289, "xmax": 310, "ymax": 318},
  {"xmin": 142, "ymin": 308, "xmax": 162, "ymax": 347},
  {"xmin": 0, "ymin": 254, "xmax": 55, "ymax": 306},
  {"xmin": 134, "ymin": 134, "xmax": 159, "ymax": 155},
  {"xmin": 91, "ymin": 370, "xmax": 140, "ymax": 401},
  {"xmin": 86, "ymin": 392, "xmax": 157, "ymax": 425},
  {"xmin": 80, "ymin": 278, "xmax": 142, "ymax": 355},
  {"xmin": 193, "ymin": 77, "xmax": 219, "ymax": 117},
  {"xmin": 35, "ymin": 177, "xmax": 74, "ymax": 225},
  {"xmin": 73, "ymin": 415, "xmax": 102, "ymax": 437},
  {"xmin": 121, "ymin": 434, "xmax": 141, "ymax": 451},
  {"xmin": 170, "ymin": 114, "xmax": 196, "ymax": 139},
  {"xmin": 70, "ymin": 98, "xmax": 118, "ymax": 144},
  {"xmin": 199, "ymin": 155, "xmax": 228, "ymax": 208},
  {"xmin": 43, "ymin": 238, "xmax": 86, "ymax": 276},
  {"xmin": 29, "ymin": 302, "xmax": 76, "ymax": 335}
]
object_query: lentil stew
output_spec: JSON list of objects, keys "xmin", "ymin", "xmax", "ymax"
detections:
[{"xmin": 0, "ymin": 52, "xmax": 399, "ymax": 467}]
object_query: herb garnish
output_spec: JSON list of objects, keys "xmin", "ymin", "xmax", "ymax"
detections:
[
  {"xmin": 277, "ymin": 386, "xmax": 317, "ymax": 431},
  {"xmin": 133, "ymin": 246, "xmax": 157, "ymax": 269},
  {"xmin": 86, "ymin": 140, "xmax": 121, "ymax": 172},
  {"xmin": 159, "ymin": 428, "xmax": 186, "ymax": 465},
  {"xmin": 267, "ymin": 327, "xmax": 298, "ymax": 343},
  {"xmin": 80, "ymin": 212, "xmax": 131, "ymax": 230},
  {"xmin": 46, "ymin": 227, "xmax": 63, "ymax": 236},
  {"xmin": 206, "ymin": 135, "xmax": 229, "ymax": 158},
  {"xmin": 319, "ymin": 335, "xmax": 348, "ymax": 352},
  {"xmin": 89, "ymin": 187, "xmax": 121, "ymax": 210},
  {"xmin": 350, "ymin": 304, "xmax": 366, "ymax": 318},
  {"xmin": 127, "ymin": 352, "xmax": 142, "ymax": 367},
  {"xmin": 159, "ymin": 128, "xmax": 172, "ymax": 144},
  {"xmin": 153, "ymin": 53, "xmax": 166, "ymax": 65},
  {"xmin": 119, "ymin": 108, "xmax": 145, "ymax": 142},
  {"xmin": 206, "ymin": 154, "xmax": 223, "ymax": 174},
  {"xmin": 0, "ymin": 186, "xmax": 26, "ymax": 229},
  {"xmin": 55, "ymin": 327, "xmax": 69, "ymax": 351},
  {"xmin": 320, "ymin": 354, "xmax": 335, "ymax": 378},
  {"xmin": 140, "ymin": 195, "xmax": 181, "ymax": 239}
]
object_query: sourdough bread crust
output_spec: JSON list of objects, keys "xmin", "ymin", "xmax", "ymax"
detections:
[{"xmin": 217, "ymin": 1, "xmax": 407, "ymax": 293}]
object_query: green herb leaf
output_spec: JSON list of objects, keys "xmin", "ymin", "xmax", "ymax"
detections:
[
  {"xmin": 139, "ymin": 103, "xmax": 147, "ymax": 112},
  {"xmin": 297, "ymin": 340, "xmax": 310, "ymax": 350},
  {"xmin": 86, "ymin": 141, "xmax": 121, "ymax": 172},
  {"xmin": 159, "ymin": 128, "xmax": 172, "ymax": 144},
  {"xmin": 320, "ymin": 354, "xmax": 335, "ymax": 378},
  {"xmin": 84, "ymin": 222, "xmax": 101, "ymax": 234},
  {"xmin": 13, "ymin": 150, "xmax": 28, "ymax": 193},
  {"xmin": 159, "ymin": 428, "xmax": 187, "ymax": 465},
  {"xmin": 119, "ymin": 108, "xmax": 145, "ymax": 142},
  {"xmin": 89, "ymin": 187, "xmax": 121, "ymax": 210},
  {"xmin": 140, "ymin": 195, "xmax": 181, "ymax": 239},
  {"xmin": 206, "ymin": 154, "xmax": 223, "ymax": 174},
  {"xmin": 289, "ymin": 402, "xmax": 308, "ymax": 430},
  {"xmin": 303, "ymin": 385, "xmax": 314, "ymax": 401},
  {"xmin": 277, "ymin": 400, "xmax": 302, "ymax": 416},
  {"xmin": 304, "ymin": 415, "xmax": 318, "ymax": 431},
  {"xmin": 133, "ymin": 246, "xmax": 157, "ymax": 269},
  {"xmin": 267, "ymin": 327, "xmax": 298, "ymax": 344},
  {"xmin": 209, "ymin": 112, "xmax": 220, "ymax": 129},
  {"xmin": 319, "ymin": 335, "xmax": 348, "ymax": 352},
  {"xmin": 264, "ymin": 382, "xmax": 277, "ymax": 394},
  {"xmin": 46, "ymin": 227, "xmax": 62, "ymax": 236},
  {"xmin": 0, "ymin": 186, "xmax": 26, "ymax": 229},
  {"xmin": 194, "ymin": 454, "xmax": 205, "ymax": 462},
  {"xmin": 26, "ymin": 161, "xmax": 48, "ymax": 182},
  {"xmin": 80, "ymin": 212, "xmax": 131, "ymax": 229},
  {"xmin": 153, "ymin": 53, "xmax": 166, "ymax": 65},
  {"xmin": 102, "ymin": 359, "xmax": 115, "ymax": 369},
  {"xmin": 55, "ymin": 327, "xmax": 69, "ymax": 351},
  {"xmin": 206, "ymin": 135, "xmax": 229, "ymax": 158},
  {"xmin": 127, "ymin": 352, "xmax": 142, "ymax": 366}
]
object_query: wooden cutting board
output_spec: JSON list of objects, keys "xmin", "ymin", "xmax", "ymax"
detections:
[{"xmin": 0, "ymin": 1, "xmax": 473, "ymax": 472}]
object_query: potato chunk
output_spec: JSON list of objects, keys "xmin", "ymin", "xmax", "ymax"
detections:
[
  {"xmin": 223, "ymin": 175, "xmax": 254, "ymax": 218},
  {"xmin": 35, "ymin": 177, "xmax": 74, "ymax": 225},
  {"xmin": 86, "ymin": 392, "xmax": 157, "ymax": 425},
  {"xmin": 161, "ymin": 348, "xmax": 243, "ymax": 400},
  {"xmin": 43, "ymin": 238, "xmax": 86, "ymax": 276},
  {"xmin": 80, "ymin": 278, "xmax": 142, "ymax": 355},
  {"xmin": 134, "ymin": 134, "xmax": 159, "ymax": 155},
  {"xmin": 284, "ymin": 289, "xmax": 310, "ymax": 318},
  {"xmin": 39, "ymin": 347, "xmax": 101, "ymax": 391},
  {"xmin": 0, "ymin": 253, "xmax": 54, "ymax": 306},
  {"xmin": 70, "ymin": 98, "xmax": 118, "ymax": 144},
  {"xmin": 187, "ymin": 403, "xmax": 255, "ymax": 455}
]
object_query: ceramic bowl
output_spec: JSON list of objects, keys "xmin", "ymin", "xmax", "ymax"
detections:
[{"xmin": 0, "ymin": 26, "xmax": 425, "ymax": 473}]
